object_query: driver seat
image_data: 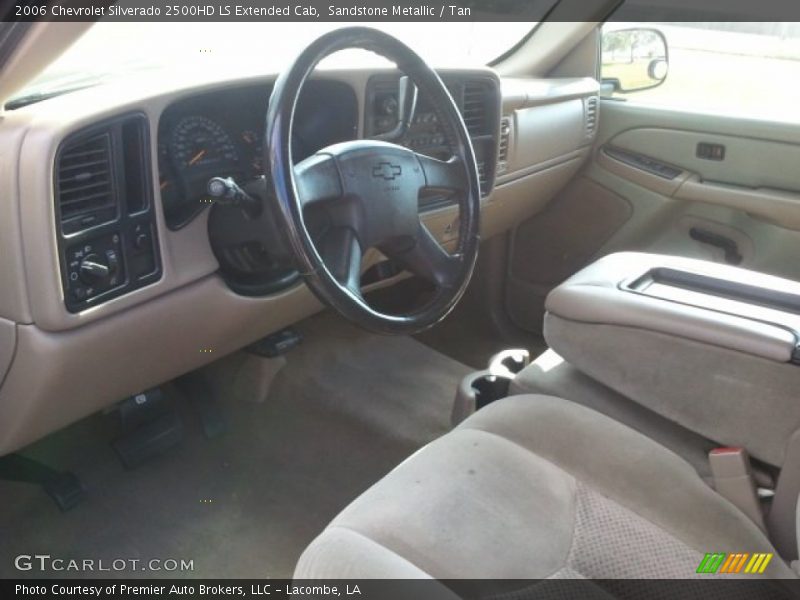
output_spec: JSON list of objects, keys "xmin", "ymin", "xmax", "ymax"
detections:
[{"xmin": 295, "ymin": 395, "xmax": 795, "ymax": 581}]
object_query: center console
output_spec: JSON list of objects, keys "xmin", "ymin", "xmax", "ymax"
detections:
[
  {"xmin": 541, "ymin": 252, "xmax": 800, "ymax": 468},
  {"xmin": 55, "ymin": 114, "xmax": 161, "ymax": 313}
]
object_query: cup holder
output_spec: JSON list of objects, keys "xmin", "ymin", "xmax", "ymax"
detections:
[
  {"xmin": 471, "ymin": 372, "xmax": 513, "ymax": 409},
  {"xmin": 451, "ymin": 348, "xmax": 531, "ymax": 426},
  {"xmin": 452, "ymin": 370, "xmax": 513, "ymax": 426},
  {"xmin": 488, "ymin": 348, "xmax": 530, "ymax": 377}
]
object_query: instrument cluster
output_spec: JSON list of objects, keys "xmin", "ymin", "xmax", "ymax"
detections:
[{"xmin": 157, "ymin": 80, "xmax": 358, "ymax": 230}]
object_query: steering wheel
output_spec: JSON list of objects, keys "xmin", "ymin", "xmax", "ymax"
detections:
[{"xmin": 265, "ymin": 27, "xmax": 481, "ymax": 335}]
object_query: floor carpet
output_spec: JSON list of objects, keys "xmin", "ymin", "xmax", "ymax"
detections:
[{"xmin": 0, "ymin": 312, "xmax": 471, "ymax": 579}]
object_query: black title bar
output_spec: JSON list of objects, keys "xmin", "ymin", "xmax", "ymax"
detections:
[{"xmin": 6, "ymin": 0, "xmax": 800, "ymax": 22}]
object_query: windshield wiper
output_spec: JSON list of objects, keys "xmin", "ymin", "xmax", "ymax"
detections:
[{"xmin": 4, "ymin": 82, "xmax": 102, "ymax": 110}]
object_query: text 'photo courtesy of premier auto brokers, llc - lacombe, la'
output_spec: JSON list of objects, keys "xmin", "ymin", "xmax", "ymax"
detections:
[
  {"xmin": 16, "ymin": 583, "xmax": 360, "ymax": 597},
  {"xmin": 41, "ymin": 4, "xmax": 469, "ymax": 18}
]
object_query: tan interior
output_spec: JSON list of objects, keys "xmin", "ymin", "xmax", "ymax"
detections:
[
  {"xmin": 0, "ymin": 59, "xmax": 597, "ymax": 454},
  {"xmin": 2, "ymin": 18, "xmax": 800, "ymax": 583}
]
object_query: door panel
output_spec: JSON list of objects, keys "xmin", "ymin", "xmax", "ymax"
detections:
[
  {"xmin": 608, "ymin": 127, "xmax": 800, "ymax": 191},
  {"xmin": 506, "ymin": 99, "xmax": 800, "ymax": 333}
]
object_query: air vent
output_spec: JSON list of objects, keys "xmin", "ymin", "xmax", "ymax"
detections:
[
  {"xmin": 477, "ymin": 160, "xmax": 489, "ymax": 196},
  {"xmin": 462, "ymin": 81, "xmax": 491, "ymax": 137},
  {"xmin": 497, "ymin": 117, "xmax": 511, "ymax": 175},
  {"xmin": 56, "ymin": 133, "xmax": 114, "ymax": 223},
  {"xmin": 585, "ymin": 96, "xmax": 599, "ymax": 138}
]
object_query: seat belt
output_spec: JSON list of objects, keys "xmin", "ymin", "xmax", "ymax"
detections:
[
  {"xmin": 794, "ymin": 497, "xmax": 800, "ymax": 575},
  {"xmin": 709, "ymin": 447, "xmax": 766, "ymax": 532},
  {"xmin": 765, "ymin": 430, "xmax": 800, "ymax": 561}
]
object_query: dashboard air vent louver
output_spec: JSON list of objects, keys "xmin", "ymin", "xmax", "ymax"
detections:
[
  {"xmin": 497, "ymin": 117, "xmax": 511, "ymax": 175},
  {"xmin": 462, "ymin": 81, "xmax": 491, "ymax": 137},
  {"xmin": 477, "ymin": 160, "xmax": 489, "ymax": 196},
  {"xmin": 585, "ymin": 96, "xmax": 599, "ymax": 138},
  {"xmin": 56, "ymin": 133, "xmax": 114, "ymax": 222}
]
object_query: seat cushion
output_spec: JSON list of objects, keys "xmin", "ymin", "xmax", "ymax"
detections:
[{"xmin": 295, "ymin": 395, "xmax": 795, "ymax": 580}]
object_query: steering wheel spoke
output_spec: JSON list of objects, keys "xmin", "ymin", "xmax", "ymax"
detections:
[
  {"xmin": 294, "ymin": 153, "xmax": 343, "ymax": 207},
  {"xmin": 319, "ymin": 226, "xmax": 363, "ymax": 297},
  {"xmin": 415, "ymin": 153, "xmax": 468, "ymax": 193},
  {"xmin": 382, "ymin": 222, "xmax": 462, "ymax": 289}
]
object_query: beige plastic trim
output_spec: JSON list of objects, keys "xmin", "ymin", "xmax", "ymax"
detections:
[
  {"xmin": 596, "ymin": 146, "xmax": 690, "ymax": 198},
  {"xmin": 505, "ymin": 98, "xmax": 587, "ymax": 179},
  {"xmin": 0, "ymin": 57, "xmax": 601, "ymax": 454},
  {"xmin": 496, "ymin": 77, "xmax": 597, "ymax": 188},
  {"xmin": 545, "ymin": 252, "xmax": 800, "ymax": 363},
  {"xmin": 0, "ymin": 318, "xmax": 15, "ymax": 387},
  {"xmin": 674, "ymin": 175, "xmax": 800, "ymax": 232},
  {"xmin": 501, "ymin": 77, "xmax": 599, "ymax": 112},
  {"xmin": 488, "ymin": 157, "xmax": 587, "ymax": 233},
  {"xmin": 597, "ymin": 100, "xmax": 800, "ymax": 149},
  {"xmin": 608, "ymin": 126, "xmax": 800, "ymax": 192},
  {"xmin": 11, "ymin": 68, "xmax": 498, "ymax": 333},
  {"xmin": 0, "ymin": 112, "xmax": 34, "ymax": 323},
  {"xmin": 0, "ymin": 274, "xmax": 323, "ymax": 456}
]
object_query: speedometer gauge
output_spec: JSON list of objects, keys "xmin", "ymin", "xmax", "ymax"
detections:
[{"xmin": 170, "ymin": 115, "xmax": 239, "ymax": 171}]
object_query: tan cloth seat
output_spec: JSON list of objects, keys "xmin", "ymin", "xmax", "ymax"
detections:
[{"xmin": 295, "ymin": 395, "xmax": 795, "ymax": 581}]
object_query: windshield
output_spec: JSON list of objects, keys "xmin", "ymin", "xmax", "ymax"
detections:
[{"xmin": 12, "ymin": 22, "xmax": 534, "ymax": 101}]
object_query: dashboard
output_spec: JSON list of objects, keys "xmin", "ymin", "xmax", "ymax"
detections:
[
  {"xmin": 0, "ymin": 65, "xmax": 599, "ymax": 457},
  {"xmin": 154, "ymin": 72, "xmax": 502, "ymax": 298},
  {"xmin": 157, "ymin": 80, "xmax": 358, "ymax": 230}
]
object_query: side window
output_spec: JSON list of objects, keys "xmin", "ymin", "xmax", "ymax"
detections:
[{"xmin": 601, "ymin": 22, "xmax": 800, "ymax": 121}]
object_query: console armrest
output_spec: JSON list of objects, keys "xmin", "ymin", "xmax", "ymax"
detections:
[
  {"xmin": 546, "ymin": 252, "xmax": 800, "ymax": 363},
  {"xmin": 542, "ymin": 252, "xmax": 800, "ymax": 467}
]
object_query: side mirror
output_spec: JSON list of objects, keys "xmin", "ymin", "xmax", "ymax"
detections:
[{"xmin": 602, "ymin": 28, "xmax": 669, "ymax": 94}]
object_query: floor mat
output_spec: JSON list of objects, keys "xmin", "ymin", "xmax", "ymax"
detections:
[
  {"xmin": 414, "ymin": 300, "xmax": 548, "ymax": 370},
  {"xmin": 0, "ymin": 312, "xmax": 470, "ymax": 579},
  {"xmin": 365, "ymin": 279, "xmax": 548, "ymax": 370}
]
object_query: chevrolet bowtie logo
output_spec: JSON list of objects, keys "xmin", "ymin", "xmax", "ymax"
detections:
[{"xmin": 372, "ymin": 162, "xmax": 402, "ymax": 180}]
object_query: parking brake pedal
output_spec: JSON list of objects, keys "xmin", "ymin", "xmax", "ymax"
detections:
[
  {"xmin": 112, "ymin": 388, "xmax": 183, "ymax": 469},
  {"xmin": 247, "ymin": 327, "xmax": 303, "ymax": 358}
]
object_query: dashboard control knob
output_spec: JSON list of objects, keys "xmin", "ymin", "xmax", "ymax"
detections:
[{"xmin": 79, "ymin": 254, "xmax": 110, "ymax": 284}]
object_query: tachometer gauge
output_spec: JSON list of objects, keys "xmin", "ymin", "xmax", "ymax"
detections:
[{"xmin": 170, "ymin": 115, "xmax": 239, "ymax": 172}]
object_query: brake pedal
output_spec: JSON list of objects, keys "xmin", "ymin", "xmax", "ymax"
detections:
[{"xmin": 112, "ymin": 389, "xmax": 183, "ymax": 468}]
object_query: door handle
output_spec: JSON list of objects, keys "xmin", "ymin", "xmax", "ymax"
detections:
[{"xmin": 689, "ymin": 227, "xmax": 742, "ymax": 265}]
